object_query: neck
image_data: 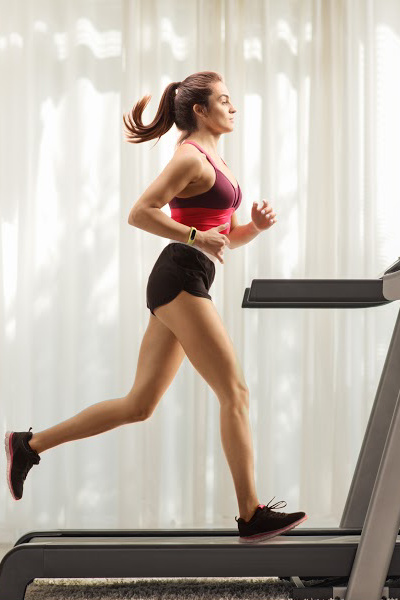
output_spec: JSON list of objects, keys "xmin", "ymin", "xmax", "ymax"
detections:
[{"xmin": 185, "ymin": 133, "xmax": 221, "ymax": 157}]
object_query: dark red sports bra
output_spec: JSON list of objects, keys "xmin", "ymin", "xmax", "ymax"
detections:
[{"xmin": 169, "ymin": 140, "xmax": 242, "ymax": 236}]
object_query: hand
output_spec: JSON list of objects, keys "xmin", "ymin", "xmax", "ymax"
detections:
[
  {"xmin": 195, "ymin": 223, "xmax": 230, "ymax": 264},
  {"xmin": 251, "ymin": 200, "xmax": 277, "ymax": 232}
]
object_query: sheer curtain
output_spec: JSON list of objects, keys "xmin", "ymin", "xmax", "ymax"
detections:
[{"xmin": 1, "ymin": 0, "xmax": 400, "ymax": 545}]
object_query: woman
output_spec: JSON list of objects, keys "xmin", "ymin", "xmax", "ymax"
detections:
[{"xmin": 5, "ymin": 71, "xmax": 307, "ymax": 543}]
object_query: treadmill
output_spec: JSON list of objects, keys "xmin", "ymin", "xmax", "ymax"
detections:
[{"xmin": 1, "ymin": 257, "xmax": 400, "ymax": 600}]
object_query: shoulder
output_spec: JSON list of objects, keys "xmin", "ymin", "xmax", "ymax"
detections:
[
  {"xmin": 171, "ymin": 143, "xmax": 204, "ymax": 173},
  {"xmin": 174, "ymin": 141, "xmax": 199, "ymax": 158}
]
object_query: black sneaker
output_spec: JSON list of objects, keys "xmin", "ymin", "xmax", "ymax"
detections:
[
  {"xmin": 235, "ymin": 497, "xmax": 308, "ymax": 543},
  {"xmin": 5, "ymin": 427, "xmax": 41, "ymax": 500}
]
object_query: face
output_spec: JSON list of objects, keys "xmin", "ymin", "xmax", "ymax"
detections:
[{"xmin": 194, "ymin": 81, "xmax": 237, "ymax": 132}]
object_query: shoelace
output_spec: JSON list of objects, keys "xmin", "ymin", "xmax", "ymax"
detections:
[
  {"xmin": 264, "ymin": 496, "xmax": 288, "ymax": 517},
  {"xmin": 235, "ymin": 496, "xmax": 288, "ymax": 523}
]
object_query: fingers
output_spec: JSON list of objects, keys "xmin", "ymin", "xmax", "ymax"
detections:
[
  {"xmin": 260, "ymin": 200, "xmax": 275, "ymax": 216},
  {"xmin": 261, "ymin": 205, "xmax": 273, "ymax": 215},
  {"xmin": 260, "ymin": 201, "xmax": 276, "ymax": 224}
]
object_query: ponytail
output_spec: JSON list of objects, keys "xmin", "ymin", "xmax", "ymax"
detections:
[{"xmin": 123, "ymin": 71, "xmax": 223, "ymax": 149}]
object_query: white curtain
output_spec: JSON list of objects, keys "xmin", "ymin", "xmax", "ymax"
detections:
[{"xmin": 1, "ymin": 0, "xmax": 400, "ymax": 545}]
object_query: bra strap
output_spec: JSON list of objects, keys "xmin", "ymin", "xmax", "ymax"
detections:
[{"xmin": 182, "ymin": 140, "xmax": 219, "ymax": 169}]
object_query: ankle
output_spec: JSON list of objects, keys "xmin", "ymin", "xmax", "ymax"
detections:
[
  {"xmin": 240, "ymin": 503, "xmax": 260, "ymax": 521},
  {"xmin": 28, "ymin": 434, "xmax": 41, "ymax": 455}
]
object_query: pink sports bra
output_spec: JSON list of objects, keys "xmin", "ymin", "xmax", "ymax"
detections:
[{"xmin": 168, "ymin": 140, "xmax": 242, "ymax": 239}]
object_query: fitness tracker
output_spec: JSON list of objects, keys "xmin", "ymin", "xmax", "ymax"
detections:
[{"xmin": 187, "ymin": 226, "xmax": 197, "ymax": 246}]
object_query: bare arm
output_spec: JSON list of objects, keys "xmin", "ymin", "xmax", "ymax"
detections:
[
  {"xmin": 128, "ymin": 150, "xmax": 205, "ymax": 246},
  {"xmin": 132, "ymin": 206, "xmax": 204, "ymax": 245}
]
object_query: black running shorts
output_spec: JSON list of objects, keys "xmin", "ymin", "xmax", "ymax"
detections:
[{"xmin": 146, "ymin": 243, "xmax": 216, "ymax": 316}]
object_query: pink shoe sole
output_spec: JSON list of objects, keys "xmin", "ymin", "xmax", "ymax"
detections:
[
  {"xmin": 5, "ymin": 431, "xmax": 18, "ymax": 501},
  {"xmin": 239, "ymin": 514, "xmax": 308, "ymax": 543}
]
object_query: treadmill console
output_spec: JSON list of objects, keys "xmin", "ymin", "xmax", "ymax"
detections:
[{"xmin": 242, "ymin": 257, "xmax": 400, "ymax": 308}]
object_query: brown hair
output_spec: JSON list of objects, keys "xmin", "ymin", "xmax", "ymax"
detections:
[{"xmin": 122, "ymin": 71, "xmax": 223, "ymax": 149}]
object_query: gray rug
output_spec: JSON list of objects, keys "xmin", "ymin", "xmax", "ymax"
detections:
[{"xmin": 25, "ymin": 577, "xmax": 299, "ymax": 599}]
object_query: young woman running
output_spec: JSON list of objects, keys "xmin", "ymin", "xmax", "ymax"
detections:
[{"xmin": 5, "ymin": 71, "xmax": 307, "ymax": 543}]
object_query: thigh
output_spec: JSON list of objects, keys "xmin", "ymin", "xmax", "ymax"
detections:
[
  {"xmin": 125, "ymin": 313, "xmax": 186, "ymax": 419},
  {"xmin": 154, "ymin": 290, "xmax": 248, "ymax": 405}
]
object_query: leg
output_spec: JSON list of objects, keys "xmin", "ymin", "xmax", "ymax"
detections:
[
  {"xmin": 29, "ymin": 314, "xmax": 186, "ymax": 454},
  {"xmin": 154, "ymin": 291, "xmax": 260, "ymax": 521}
]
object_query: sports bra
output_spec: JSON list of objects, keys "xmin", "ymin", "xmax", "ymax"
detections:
[{"xmin": 168, "ymin": 140, "xmax": 242, "ymax": 263}]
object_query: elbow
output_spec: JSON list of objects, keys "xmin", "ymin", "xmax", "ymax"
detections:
[{"xmin": 128, "ymin": 209, "xmax": 140, "ymax": 226}]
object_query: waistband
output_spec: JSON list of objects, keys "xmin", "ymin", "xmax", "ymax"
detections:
[{"xmin": 167, "ymin": 240, "xmax": 217, "ymax": 264}]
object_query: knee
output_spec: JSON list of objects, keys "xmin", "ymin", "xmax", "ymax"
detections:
[
  {"xmin": 221, "ymin": 385, "xmax": 249, "ymax": 411},
  {"xmin": 238, "ymin": 387, "xmax": 250, "ymax": 410},
  {"xmin": 125, "ymin": 409, "xmax": 152, "ymax": 423},
  {"xmin": 122, "ymin": 397, "xmax": 154, "ymax": 423},
  {"xmin": 141, "ymin": 411, "xmax": 153, "ymax": 421}
]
